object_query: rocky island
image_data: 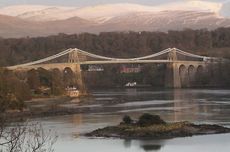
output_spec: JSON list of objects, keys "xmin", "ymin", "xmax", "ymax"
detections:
[{"xmin": 86, "ymin": 113, "xmax": 230, "ymax": 139}]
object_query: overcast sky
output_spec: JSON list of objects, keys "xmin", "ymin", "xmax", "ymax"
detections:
[{"xmin": 0, "ymin": 0, "xmax": 228, "ymax": 7}]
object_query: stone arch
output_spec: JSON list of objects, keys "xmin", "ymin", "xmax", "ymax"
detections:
[
  {"xmin": 179, "ymin": 64, "xmax": 188, "ymax": 87},
  {"xmin": 188, "ymin": 65, "xmax": 196, "ymax": 86},
  {"xmin": 37, "ymin": 66, "xmax": 50, "ymax": 71},
  {"xmin": 197, "ymin": 65, "xmax": 204, "ymax": 74},
  {"xmin": 63, "ymin": 67, "xmax": 74, "ymax": 73},
  {"xmin": 52, "ymin": 68, "xmax": 62, "ymax": 73},
  {"xmin": 27, "ymin": 68, "xmax": 38, "ymax": 76},
  {"xmin": 27, "ymin": 68, "xmax": 40, "ymax": 90},
  {"xmin": 51, "ymin": 68, "xmax": 63, "ymax": 80},
  {"xmin": 36, "ymin": 67, "xmax": 51, "ymax": 87},
  {"xmin": 51, "ymin": 68, "xmax": 64, "ymax": 95},
  {"xmin": 14, "ymin": 70, "xmax": 27, "ymax": 80},
  {"xmin": 195, "ymin": 65, "xmax": 207, "ymax": 86},
  {"xmin": 63, "ymin": 67, "xmax": 76, "ymax": 87}
]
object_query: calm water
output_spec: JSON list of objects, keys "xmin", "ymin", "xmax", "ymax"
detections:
[{"xmin": 29, "ymin": 89, "xmax": 230, "ymax": 152}]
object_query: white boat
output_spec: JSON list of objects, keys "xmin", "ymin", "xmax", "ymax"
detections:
[{"xmin": 125, "ymin": 82, "xmax": 137, "ymax": 87}]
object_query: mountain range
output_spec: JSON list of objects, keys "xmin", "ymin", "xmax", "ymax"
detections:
[{"xmin": 0, "ymin": 1, "xmax": 230, "ymax": 38}]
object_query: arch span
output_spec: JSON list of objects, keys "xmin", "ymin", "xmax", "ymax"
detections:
[
  {"xmin": 63, "ymin": 67, "xmax": 77, "ymax": 87},
  {"xmin": 188, "ymin": 65, "xmax": 196, "ymax": 86},
  {"xmin": 197, "ymin": 65, "xmax": 204, "ymax": 74},
  {"xmin": 179, "ymin": 64, "xmax": 188, "ymax": 87}
]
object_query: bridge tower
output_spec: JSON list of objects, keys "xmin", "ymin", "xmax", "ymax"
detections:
[
  {"xmin": 68, "ymin": 49, "xmax": 79, "ymax": 63},
  {"xmin": 165, "ymin": 48, "xmax": 181, "ymax": 88},
  {"xmin": 68, "ymin": 49, "xmax": 87, "ymax": 95}
]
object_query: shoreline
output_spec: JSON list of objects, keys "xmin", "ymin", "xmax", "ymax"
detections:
[
  {"xmin": 2, "ymin": 96, "xmax": 81, "ymax": 121},
  {"xmin": 2, "ymin": 87, "xmax": 230, "ymax": 122}
]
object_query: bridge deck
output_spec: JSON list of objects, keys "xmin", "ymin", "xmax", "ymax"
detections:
[
  {"xmin": 6, "ymin": 47, "xmax": 219, "ymax": 71},
  {"xmin": 7, "ymin": 60, "xmax": 207, "ymax": 71}
]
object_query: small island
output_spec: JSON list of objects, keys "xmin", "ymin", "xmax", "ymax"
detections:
[{"xmin": 86, "ymin": 113, "xmax": 230, "ymax": 139}]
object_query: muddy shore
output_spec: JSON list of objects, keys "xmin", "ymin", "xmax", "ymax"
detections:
[
  {"xmin": 1, "ymin": 96, "xmax": 88, "ymax": 121},
  {"xmin": 2, "ymin": 93, "xmax": 141, "ymax": 121}
]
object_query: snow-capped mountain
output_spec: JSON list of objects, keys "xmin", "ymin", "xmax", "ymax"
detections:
[
  {"xmin": 0, "ymin": 1, "xmax": 230, "ymax": 38},
  {"xmin": 97, "ymin": 11, "xmax": 228, "ymax": 32},
  {"xmin": 0, "ymin": 1, "xmax": 223, "ymax": 22}
]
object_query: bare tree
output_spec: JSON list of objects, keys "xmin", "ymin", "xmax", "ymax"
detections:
[{"xmin": 0, "ymin": 119, "xmax": 58, "ymax": 152}]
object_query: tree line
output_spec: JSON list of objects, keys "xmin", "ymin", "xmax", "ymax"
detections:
[{"xmin": 0, "ymin": 28, "xmax": 230, "ymax": 66}]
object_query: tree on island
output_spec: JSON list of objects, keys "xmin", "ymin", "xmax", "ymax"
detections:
[
  {"xmin": 137, "ymin": 113, "xmax": 166, "ymax": 127},
  {"xmin": 122, "ymin": 115, "xmax": 133, "ymax": 124}
]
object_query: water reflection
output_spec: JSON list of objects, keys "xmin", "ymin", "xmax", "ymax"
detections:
[
  {"xmin": 139, "ymin": 140, "xmax": 165, "ymax": 152},
  {"xmin": 123, "ymin": 140, "xmax": 132, "ymax": 148},
  {"xmin": 171, "ymin": 89, "xmax": 201, "ymax": 122},
  {"xmin": 141, "ymin": 145, "xmax": 162, "ymax": 152},
  {"xmin": 145, "ymin": 89, "xmax": 230, "ymax": 124},
  {"xmin": 71, "ymin": 114, "xmax": 82, "ymax": 137}
]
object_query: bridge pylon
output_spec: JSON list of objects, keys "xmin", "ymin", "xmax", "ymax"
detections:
[
  {"xmin": 74, "ymin": 63, "xmax": 87, "ymax": 95},
  {"xmin": 165, "ymin": 48, "xmax": 181, "ymax": 88},
  {"xmin": 68, "ymin": 49, "xmax": 80, "ymax": 63},
  {"xmin": 68, "ymin": 49, "xmax": 87, "ymax": 95}
]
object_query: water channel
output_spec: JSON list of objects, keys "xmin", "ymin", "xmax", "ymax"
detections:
[{"xmin": 28, "ymin": 88, "xmax": 230, "ymax": 152}]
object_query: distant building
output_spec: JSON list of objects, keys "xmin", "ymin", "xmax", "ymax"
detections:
[
  {"xmin": 120, "ymin": 65, "xmax": 141, "ymax": 73},
  {"xmin": 88, "ymin": 65, "xmax": 104, "ymax": 72}
]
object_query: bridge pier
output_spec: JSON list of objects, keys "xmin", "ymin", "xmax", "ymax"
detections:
[
  {"xmin": 165, "ymin": 48, "xmax": 181, "ymax": 88},
  {"xmin": 165, "ymin": 62, "xmax": 181, "ymax": 88},
  {"xmin": 68, "ymin": 50, "xmax": 88, "ymax": 95},
  {"xmin": 164, "ymin": 48, "xmax": 208, "ymax": 88},
  {"xmin": 165, "ymin": 62, "xmax": 207, "ymax": 88},
  {"xmin": 73, "ymin": 64, "xmax": 87, "ymax": 95}
]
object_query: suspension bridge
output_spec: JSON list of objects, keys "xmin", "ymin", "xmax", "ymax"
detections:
[{"xmin": 6, "ymin": 47, "xmax": 222, "ymax": 92}]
